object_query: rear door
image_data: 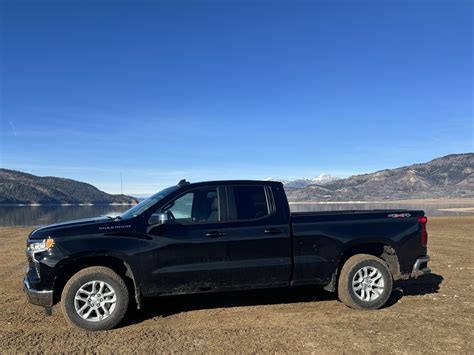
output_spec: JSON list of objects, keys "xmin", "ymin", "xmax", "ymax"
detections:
[{"xmin": 224, "ymin": 184, "xmax": 291, "ymax": 287}]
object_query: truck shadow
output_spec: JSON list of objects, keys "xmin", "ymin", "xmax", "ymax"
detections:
[
  {"xmin": 386, "ymin": 272, "xmax": 444, "ymax": 307},
  {"xmin": 122, "ymin": 273, "xmax": 444, "ymax": 327},
  {"xmin": 122, "ymin": 285, "xmax": 335, "ymax": 326}
]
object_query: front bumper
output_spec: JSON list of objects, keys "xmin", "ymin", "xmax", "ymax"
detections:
[
  {"xmin": 23, "ymin": 277, "xmax": 53, "ymax": 308},
  {"xmin": 410, "ymin": 256, "xmax": 431, "ymax": 279}
]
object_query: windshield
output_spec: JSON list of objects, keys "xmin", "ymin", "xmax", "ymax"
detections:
[{"xmin": 121, "ymin": 185, "xmax": 179, "ymax": 219}]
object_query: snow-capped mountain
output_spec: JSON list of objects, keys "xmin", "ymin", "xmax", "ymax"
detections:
[
  {"xmin": 311, "ymin": 173, "xmax": 340, "ymax": 185},
  {"xmin": 263, "ymin": 174, "xmax": 340, "ymax": 188}
]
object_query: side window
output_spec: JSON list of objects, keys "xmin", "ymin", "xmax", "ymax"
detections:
[
  {"xmin": 167, "ymin": 192, "xmax": 194, "ymax": 221},
  {"xmin": 162, "ymin": 187, "xmax": 220, "ymax": 223},
  {"xmin": 230, "ymin": 185, "xmax": 270, "ymax": 220}
]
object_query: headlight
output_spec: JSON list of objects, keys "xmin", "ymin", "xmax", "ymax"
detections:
[
  {"xmin": 27, "ymin": 238, "xmax": 55, "ymax": 253},
  {"xmin": 26, "ymin": 238, "xmax": 54, "ymax": 279}
]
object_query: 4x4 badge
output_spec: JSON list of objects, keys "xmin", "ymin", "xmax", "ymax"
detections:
[{"xmin": 387, "ymin": 213, "xmax": 411, "ymax": 218}]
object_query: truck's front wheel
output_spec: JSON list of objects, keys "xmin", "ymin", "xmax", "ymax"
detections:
[
  {"xmin": 61, "ymin": 266, "xmax": 129, "ymax": 331},
  {"xmin": 338, "ymin": 254, "xmax": 393, "ymax": 310}
]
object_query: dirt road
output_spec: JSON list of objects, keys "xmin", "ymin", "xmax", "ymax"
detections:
[{"xmin": 0, "ymin": 216, "xmax": 473, "ymax": 353}]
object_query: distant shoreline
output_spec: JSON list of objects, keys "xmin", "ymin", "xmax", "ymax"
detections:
[{"xmin": 1, "ymin": 198, "xmax": 473, "ymax": 207}]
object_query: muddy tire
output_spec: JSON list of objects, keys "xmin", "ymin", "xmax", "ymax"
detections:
[
  {"xmin": 61, "ymin": 266, "xmax": 129, "ymax": 331},
  {"xmin": 338, "ymin": 254, "xmax": 392, "ymax": 310}
]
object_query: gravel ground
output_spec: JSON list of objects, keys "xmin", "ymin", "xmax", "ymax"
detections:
[{"xmin": 0, "ymin": 216, "xmax": 473, "ymax": 353}]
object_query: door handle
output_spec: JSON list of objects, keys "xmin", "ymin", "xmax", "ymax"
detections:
[
  {"xmin": 205, "ymin": 231, "xmax": 226, "ymax": 238},
  {"xmin": 264, "ymin": 228, "xmax": 282, "ymax": 235}
]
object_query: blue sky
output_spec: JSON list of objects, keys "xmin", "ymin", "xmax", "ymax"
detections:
[{"xmin": 1, "ymin": 0, "xmax": 472, "ymax": 195}]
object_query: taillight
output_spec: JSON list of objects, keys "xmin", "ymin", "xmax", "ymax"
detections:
[{"xmin": 418, "ymin": 216, "xmax": 428, "ymax": 246}]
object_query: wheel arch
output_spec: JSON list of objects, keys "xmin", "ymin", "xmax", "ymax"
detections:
[
  {"xmin": 325, "ymin": 241, "xmax": 401, "ymax": 292},
  {"xmin": 53, "ymin": 255, "xmax": 141, "ymax": 309},
  {"xmin": 339, "ymin": 242, "xmax": 401, "ymax": 279}
]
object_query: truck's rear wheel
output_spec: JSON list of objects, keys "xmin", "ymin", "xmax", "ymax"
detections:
[
  {"xmin": 61, "ymin": 266, "xmax": 129, "ymax": 331},
  {"xmin": 338, "ymin": 254, "xmax": 392, "ymax": 310}
]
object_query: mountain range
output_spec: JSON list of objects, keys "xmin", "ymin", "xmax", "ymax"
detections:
[
  {"xmin": 0, "ymin": 153, "xmax": 472, "ymax": 204},
  {"xmin": 284, "ymin": 153, "xmax": 474, "ymax": 202},
  {"xmin": 0, "ymin": 169, "xmax": 139, "ymax": 205}
]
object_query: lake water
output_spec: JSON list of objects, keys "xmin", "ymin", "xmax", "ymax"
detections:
[
  {"xmin": 0, "ymin": 205, "xmax": 128, "ymax": 227},
  {"xmin": 1, "ymin": 201, "xmax": 473, "ymax": 227}
]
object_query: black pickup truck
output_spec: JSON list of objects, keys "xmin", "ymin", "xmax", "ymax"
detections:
[{"xmin": 24, "ymin": 180, "xmax": 430, "ymax": 331}]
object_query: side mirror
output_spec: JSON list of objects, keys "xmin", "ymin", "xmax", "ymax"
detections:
[{"xmin": 149, "ymin": 212, "xmax": 169, "ymax": 226}]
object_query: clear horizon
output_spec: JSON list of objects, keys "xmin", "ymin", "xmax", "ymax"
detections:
[{"xmin": 1, "ymin": 0, "xmax": 473, "ymax": 195}]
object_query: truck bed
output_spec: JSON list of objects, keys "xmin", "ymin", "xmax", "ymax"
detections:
[{"xmin": 289, "ymin": 209, "xmax": 426, "ymax": 285}]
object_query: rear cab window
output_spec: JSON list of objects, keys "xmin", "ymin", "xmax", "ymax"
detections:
[{"xmin": 227, "ymin": 185, "xmax": 273, "ymax": 221}]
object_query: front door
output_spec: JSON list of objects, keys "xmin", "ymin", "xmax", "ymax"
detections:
[{"xmin": 142, "ymin": 186, "xmax": 231, "ymax": 295}]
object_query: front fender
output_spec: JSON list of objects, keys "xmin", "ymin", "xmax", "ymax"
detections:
[{"xmin": 53, "ymin": 233, "xmax": 144, "ymax": 280}]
